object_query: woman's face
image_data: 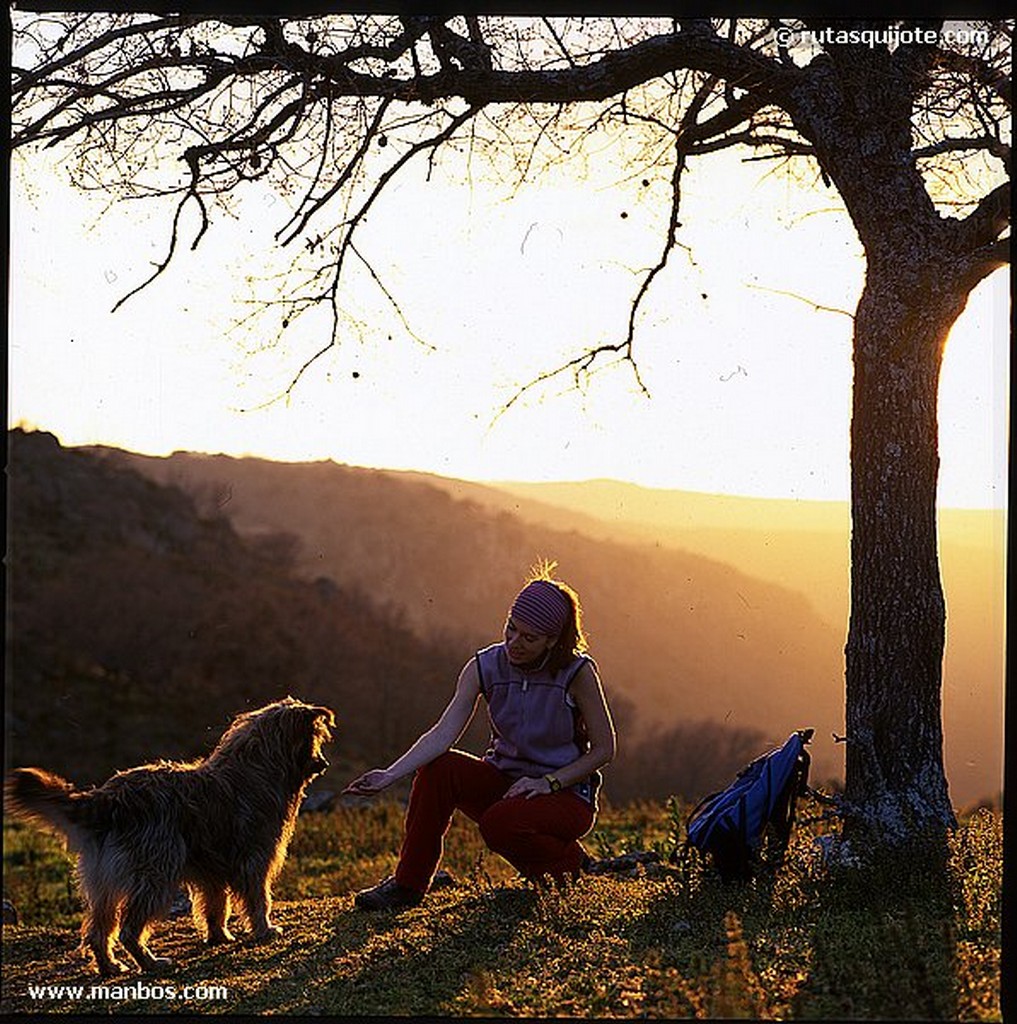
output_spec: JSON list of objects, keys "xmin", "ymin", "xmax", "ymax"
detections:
[{"xmin": 504, "ymin": 616, "xmax": 557, "ymax": 666}]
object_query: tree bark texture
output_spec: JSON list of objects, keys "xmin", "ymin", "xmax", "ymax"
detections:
[{"xmin": 844, "ymin": 264, "xmax": 969, "ymax": 838}]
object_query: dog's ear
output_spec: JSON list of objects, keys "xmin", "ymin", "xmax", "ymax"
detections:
[{"xmin": 309, "ymin": 706, "xmax": 336, "ymax": 729}]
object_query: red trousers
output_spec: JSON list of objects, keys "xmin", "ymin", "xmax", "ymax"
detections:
[{"xmin": 393, "ymin": 750, "xmax": 595, "ymax": 893}]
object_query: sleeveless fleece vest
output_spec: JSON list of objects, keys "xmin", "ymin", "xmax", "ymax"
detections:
[{"xmin": 474, "ymin": 642, "xmax": 601, "ymax": 803}]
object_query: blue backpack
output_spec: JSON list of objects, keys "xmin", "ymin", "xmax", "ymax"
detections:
[{"xmin": 684, "ymin": 728, "xmax": 814, "ymax": 882}]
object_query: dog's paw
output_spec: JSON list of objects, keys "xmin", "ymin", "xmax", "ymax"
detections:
[
  {"xmin": 96, "ymin": 958, "xmax": 131, "ymax": 978},
  {"xmin": 251, "ymin": 924, "xmax": 283, "ymax": 944},
  {"xmin": 145, "ymin": 955, "xmax": 176, "ymax": 975},
  {"xmin": 206, "ymin": 928, "xmax": 237, "ymax": 946}
]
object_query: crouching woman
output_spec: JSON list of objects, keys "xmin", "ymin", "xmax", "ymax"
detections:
[{"xmin": 343, "ymin": 568, "xmax": 616, "ymax": 910}]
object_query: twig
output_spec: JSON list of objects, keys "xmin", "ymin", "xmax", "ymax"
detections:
[
  {"xmin": 746, "ymin": 283, "xmax": 854, "ymax": 318},
  {"xmin": 111, "ymin": 188, "xmax": 208, "ymax": 312},
  {"xmin": 277, "ymin": 103, "xmax": 479, "ymax": 400}
]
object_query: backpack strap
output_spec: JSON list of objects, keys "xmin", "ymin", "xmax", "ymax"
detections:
[{"xmin": 737, "ymin": 792, "xmax": 749, "ymax": 878}]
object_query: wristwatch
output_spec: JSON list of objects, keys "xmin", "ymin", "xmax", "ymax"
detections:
[{"xmin": 545, "ymin": 774, "xmax": 562, "ymax": 793}]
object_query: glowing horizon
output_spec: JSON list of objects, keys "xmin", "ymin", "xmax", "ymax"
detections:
[{"xmin": 8, "ymin": 147, "xmax": 1009, "ymax": 511}]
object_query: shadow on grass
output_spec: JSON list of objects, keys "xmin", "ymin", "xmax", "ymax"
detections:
[
  {"xmin": 2, "ymin": 827, "xmax": 983, "ymax": 1018},
  {"xmin": 619, "ymin": 833, "xmax": 962, "ymax": 1020},
  {"xmin": 225, "ymin": 885, "xmax": 540, "ymax": 1016},
  {"xmin": 0, "ymin": 884, "xmax": 536, "ymax": 1016},
  {"xmin": 789, "ymin": 834, "xmax": 960, "ymax": 1019}
]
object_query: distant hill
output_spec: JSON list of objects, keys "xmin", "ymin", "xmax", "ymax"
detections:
[
  {"xmin": 481, "ymin": 478, "xmax": 1006, "ymax": 811},
  {"xmin": 479, "ymin": 478, "xmax": 1003, "ymax": 626},
  {"xmin": 94, "ymin": 446, "xmax": 1004, "ymax": 809},
  {"xmin": 4, "ymin": 429, "xmax": 461, "ymax": 788},
  {"xmin": 6, "ymin": 428, "xmax": 796, "ymax": 805},
  {"xmin": 94, "ymin": 447, "xmax": 844, "ymax": 792}
]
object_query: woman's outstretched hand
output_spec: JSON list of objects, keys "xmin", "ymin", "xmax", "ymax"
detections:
[{"xmin": 342, "ymin": 768, "xmax": 394, "ymax": 797}]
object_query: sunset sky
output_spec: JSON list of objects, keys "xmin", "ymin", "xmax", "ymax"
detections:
[{"xmin": 8, "ymin": 133, "xmax": 1009, "ymax": 509}]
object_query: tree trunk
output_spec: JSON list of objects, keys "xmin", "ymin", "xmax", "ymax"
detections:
[{"xmin": 843, "ymin": 254, "xmax": 969, "ymax": 840}]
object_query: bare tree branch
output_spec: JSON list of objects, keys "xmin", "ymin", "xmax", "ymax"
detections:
[
  {"xmin": 13, "ymin": 22, "xmax": 795, "ymax": 145},
  {"xmin": 932, "ymin": 45, "xmax": 1012, "ymax": 109},
  {"xmin": 913, "ymin": 134, "xmax": 1011, "ymax": 168},
  {"xmin": 746, "ymin": 283, "xmax": 855, "ymax": 318},
  {"xmin": 541, "ymin": 17, "xmax": 577, "ymax": 68},
  {"xmin": 275, "ymin": 96, "xmax": 392, "ymax": 247},
  {"xmin": 497, "ymin": 70, "xmax": 723, "ymax": 415},
  {"xmin": 275, "ymin": 102, "xmax": 481, "ymax": 402},
  {"xmin": 957, "ymin": 180, "xmax": 1011, "ymax": 253},
  {"xmin": 111, "ymin": 186, "xmax": 208, "ymax": 312},
  {"xmin": 11, "ymin": 14, "xmax": 1008, "ymax": 376},
  {"xmin": 348, "ymin": 240, "xmax": 435, "ymax": 352}
]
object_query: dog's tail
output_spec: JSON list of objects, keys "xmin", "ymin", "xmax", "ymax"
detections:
[{"xmin": 4, "ymin": 767, "xmax": 85, "ymax": 841}]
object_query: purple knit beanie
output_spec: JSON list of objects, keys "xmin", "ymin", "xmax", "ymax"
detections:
[{"xmin": 509, "ymin": 579, "xmax": 571, "ymax": 637}]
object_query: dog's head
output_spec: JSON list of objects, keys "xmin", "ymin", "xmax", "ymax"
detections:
[
  {"xmin": 301, "ymin": 702, "xmax": 336, "ymax": 780},
  {"xmin": 213, "ymin": 698, "xmax": 336, "ymax": 788}
]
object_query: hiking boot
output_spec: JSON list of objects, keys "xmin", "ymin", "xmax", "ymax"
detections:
[{"xmin": 354, "ymin": 876, "xmax": 423, "ymax": 911}]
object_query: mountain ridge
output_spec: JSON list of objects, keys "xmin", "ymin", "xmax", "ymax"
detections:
[{"xmin": 89, "ymin": 442, "xmax": 1004, "ymax": 807}]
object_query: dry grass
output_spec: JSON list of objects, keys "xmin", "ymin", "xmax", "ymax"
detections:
[{"xmin": 1, "ymin": 799, "xmax": 1002, "ymax": 1018}]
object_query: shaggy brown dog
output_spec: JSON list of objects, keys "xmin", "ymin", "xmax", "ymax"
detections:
[{"xmin": 4, "ymin": 697, "xmax": 335, "ymax": 976}]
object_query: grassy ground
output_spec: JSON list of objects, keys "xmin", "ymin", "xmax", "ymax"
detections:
[{"xmin": 0, "ymin": 798, "xmax": 1002, "ymax": 1018}]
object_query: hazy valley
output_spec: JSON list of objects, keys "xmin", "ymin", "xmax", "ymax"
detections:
[{"xmin": 85, "ymin": 439, "xmax": 1005, "ymax": 809}]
